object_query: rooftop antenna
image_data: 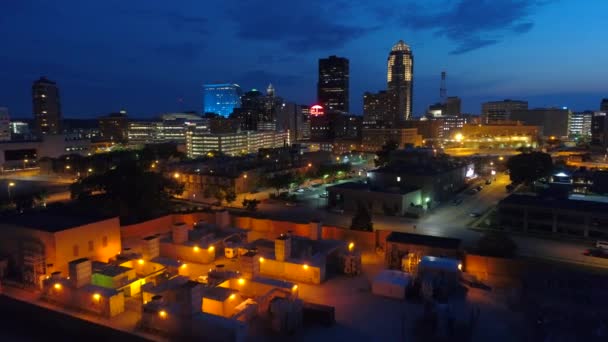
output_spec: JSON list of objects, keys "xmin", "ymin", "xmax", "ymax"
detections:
[{"xmin": 440, "ymin": 71, "xmax": 447, "ymax": 104}]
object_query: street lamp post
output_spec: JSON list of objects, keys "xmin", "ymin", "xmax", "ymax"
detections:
[{"xmin": 7, "ymin": 182, "xmax": 15, "ymax": 202}]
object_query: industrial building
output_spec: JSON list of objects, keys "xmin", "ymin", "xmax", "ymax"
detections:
[
  {"xmin": 0, "ymin": 209, "xmax": 121, "ymax": 286},
  {"xmin": 327, "ymin": 182, "xmax": 423, "ymax": 216},
  {"xmin": 497, "ymin": 194, "xmax": 608, "ymax": 239}
]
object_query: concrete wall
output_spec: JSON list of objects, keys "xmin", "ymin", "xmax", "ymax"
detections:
[
  {"xmin": 463, "ymin": 253, "xmax": 525, "ymax": 287},
  {"xmin": 42, "ymin": 280, "xmax": 125, "ymax": 318},
  {"xmin": 259, "ymin": 258, "xmax": 323, "ymax": 284},
  {"xmin": 54, "ymin": 218, "xmax": 122, "ymax": 275},
  {"xmin": 160, "ymin": 242, "xmax": 216, "ymax": 264}
]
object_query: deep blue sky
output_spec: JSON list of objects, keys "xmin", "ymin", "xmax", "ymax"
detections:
[{"xmin": 1, "ymin": 0, "xmax": 607, "ymax": 118}]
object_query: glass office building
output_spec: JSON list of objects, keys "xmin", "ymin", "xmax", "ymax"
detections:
[{"xmin": 203, "ymin": 83, "xmax": 242, "ymax": 117}]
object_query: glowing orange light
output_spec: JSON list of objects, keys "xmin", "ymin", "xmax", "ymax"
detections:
[
  {"xmin": 138, "ymin": 259, "xmax": 144, "ymax": 265},
  {"xmin": 259, "ymin": 257, "xmax": 264, "ymax": 263},
  {"xmin": 348, "ymin": 242, "xmax": 354, "ymax": 252},
  {"xmin": 93, "ymin": 293, "xmax": 101, "ymax": 301},
  {"xmin": 159, "ymin": 310, "xmax": 167, "ymax": 318},
  {"xmin": 207, "ymin": 246, "xmax": 215, "ymax": 253},
  {"xmin": 292, "ymin": 285, "xmax": 298, "ymax": 291},
  {"xmin": 229, "ymin": 294, "xmax": 236, "ymax": 300},
  {"xmin": 54, "ymin": 283, "xmax": 62, "ymax": 290},
  {"xmin": 238, "ymin": 278, "xmax": 245, "ymax": 285},
  {"xmin": 303, "ymin": 264, "xmax": 309, "ymax": 270},
  {"xmin": 193, "ymin": 246, "xmax": 200, "ymax": 252},
  {"xmin": 181, "ymin": 263, "xmax": 187, "ymax": 269}
]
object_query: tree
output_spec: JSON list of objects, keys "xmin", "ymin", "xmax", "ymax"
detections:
[
  {"xmin": 224, "ymin": 188, "xmax": 237, "ymax": 205},
  {"xmin": 375, "ymin": 140, "xmax": 399, "ymax": 167},
  {"xmin": 264, "ymin": 173, "xmax": 294, "ymax": 195},
  {"xmin": 350, "ymin": 202, "xmax": 373, "ymax": 231},
  {"xmin": 475, "ymin": 232, "xmax": 517, "ymax": 258},
  {"xmin": 70, "ymin": 160, "xmax": 183, "ymax": 222},
  {"xmin": 506, "ymin": 152, "xmax": 553, "ymax": 184},
  {"xmin": 242, "ymin": 198, "xmax": 260, "ymax": 211}
]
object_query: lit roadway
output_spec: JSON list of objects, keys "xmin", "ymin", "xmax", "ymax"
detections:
[{"xmin": 235, "ymin": 173, "xmax": 608, "ymax": 269}]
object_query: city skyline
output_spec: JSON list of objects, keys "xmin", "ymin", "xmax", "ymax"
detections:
[{"xmin": 1, "ymin": 1, "xmax": 608, "ymax": 118}]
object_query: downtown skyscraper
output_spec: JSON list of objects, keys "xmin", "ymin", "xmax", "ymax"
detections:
[
  {"xmin": 203, "ymin": 83, "xmax": 242, "ymax": 118},
  {"xmin": 387, "ymin": 40, "xmax": 413, "ymax": 121},
  {"xmin": 32, "ymin": 76, "xmax": 62, "ymax": 135},
  {"xmin": 317, "ymin": 55, "xmax": 349, "ymax": 113}
]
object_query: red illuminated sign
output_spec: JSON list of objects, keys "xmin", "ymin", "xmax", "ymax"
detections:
[{"xmin": 311, "ymin": 105, "xmax": 324, "ymax": 115}]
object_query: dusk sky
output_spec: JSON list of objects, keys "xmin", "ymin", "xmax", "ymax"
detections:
[{"xmin": 1, "ymin": 0, "xmax": 607, "ymax": 118}]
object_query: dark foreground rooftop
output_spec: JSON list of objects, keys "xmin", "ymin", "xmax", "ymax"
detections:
[
  {"xmin": 386, "ymin": 231, "xmax": 461, "ymax": 249},
  {"xmin": 0, "ymin": 207, "xmax": 116, "ymax": 233},
  {"xmin": 0, "ymin": 295, "xmax": 150, "ymax": 342}
]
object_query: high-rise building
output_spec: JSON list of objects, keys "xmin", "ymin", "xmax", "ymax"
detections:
[
  {"xmin": 32, "ymin": 76, "xmax": 62, "ymax": 135},
  {"xmin": 0, "ymin": 107, "xmax": 9, "ymax": 141},
  {"xmin": 568, "ymin": 111, "xmax": 593, "ymax": 137},
  {"xmin": 232, "ymin": 84, "xmax": 282, "ymax": 130},
  {"xmin": 510, "ymin": 108, "xmax": 571, "ymax": 138},
  {"xmin": 363, "ymin": 91, "xmax": 391, "ymax": 123},
  {"xmin": 387, "ymin": 40, "xmax": 414, "ymax": 121},
  {"xmin": 445, "ymin": 97, "xmax": 462, "ymax": 116},
  {"xmin": 481, "ymin": 99, "xmax": 528, "ymax": 123},
  {"xmin": 591, "ymin": 111, "xmax": 608, "ymax": 148},
  {"xmin": 99, "ymin": 110, "xmax": 128, "ymax": 143},
  {"xmin": 9, "ymin": 121, "xmax": 29, "ymax": 136},
  {"xmin": 317, "ymin": 56, "xmax": 349, "ymax": 113},
  {"xmin": 203, "ymin": 83, "xmax": 242, "ymax": 117},
  {"xmin": 601, "ymin": 99, "xmax": 608, "ymax": 112}
]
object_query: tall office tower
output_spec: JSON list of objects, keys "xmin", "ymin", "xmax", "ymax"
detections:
[
  {"xmin": 0, "ymin": 107, "xmax": 9, "ymax": 141},
  {"xmin": 591, "ymin": 111, "xmax": 608, "ymax": 148},
  {"xmin": 233, "ymin": 84, "xmax": 282, "ymax": 130},
  {"xmin": 203, "ymin": 83, "xmax": 242, "ymax": 117},
  {"xmin": 317, "ymin": 55, "xmax": 349, "ymax": 113},
  {"xmin": 32, "ymin": 76, "xmax": 62, "ymax": 135},
  {"xmin": 363, "ymin": 91, "xmax": 391, "ymax": 123},
  {"xmin": 98, "ymin": 110, "xmax": 128, "ymax": 143},
  {"xmin": 233, "ymin": 89, "xmax": 264, "ymax": 130},
  {"xmin": 569, "ymin": 111, "xmax": 593, "ymax": 137},
  {"xmin": 387, "ymin": 40, "xmax": 414, "ymax": 121},
  {"xmin": 445, "ymin": 96, "xmax": 462, "ymax": 116},
  {"xmin": 481, "ymin": 99, "xmax": 528, "ymax": 123},
  {"xmin": 601, "ymin": 99, "xmax": 608, "ymax": 112}
]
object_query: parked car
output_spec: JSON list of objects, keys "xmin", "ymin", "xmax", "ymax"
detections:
[
  {"xmin": 469, "ymin": 212, "xmax": 481, "ymax": 218},
  {"xmin": 296, "ymin": 188, "xmax": 305, "ymax": 193},
  {"xmin": 319, "ymin": 192, "xmax": 328, "ymax": 198}
]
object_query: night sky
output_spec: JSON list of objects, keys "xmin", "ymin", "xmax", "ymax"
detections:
[{"xmin": 1, "ymin": 0, "xmax": 607, "ymax": 118}]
